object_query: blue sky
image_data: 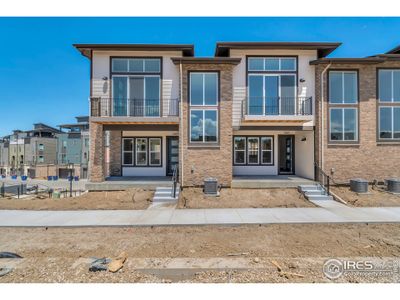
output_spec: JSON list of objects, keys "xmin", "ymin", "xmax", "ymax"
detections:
[{"xmin": 0, "ymin": 17, "xmax": 399, "ymax": 136}]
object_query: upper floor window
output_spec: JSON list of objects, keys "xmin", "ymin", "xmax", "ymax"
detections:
[
  {"xmin": 248, "ymin": 57, "xmax": 296, "ymax": 71},
  {"xmin": 329, "ymin": 71, "xmax": 358, "ymax": 104},
  {"xmin": 38, "ymin": 144, "xmax": 44, "ymax": 151},
  {"xmin": 189, "ymin": 72, "xmax": 218, "ymax": 143},
  {"xmin": 378, "ymin": 69, "xmax": 400, "ymax": 102},
  {"xmin": 112, "ymin": 58, "xmax": 161, "ymax": 73},
  {"xmin": 38, "ymin": 156, "xmax": 44, "ymax": 163}
]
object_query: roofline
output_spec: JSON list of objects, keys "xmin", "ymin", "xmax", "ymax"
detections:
[
  {"xmin": 73, "ymin": 44, "xmax": 195, "ymax": 59},
  {"xmin": 386, "ymin": 44, "xmax": 400, "ymax": 54},
  {"xmin": 215, "ymin": 42, "xmax": 342, "ymax": 58},
  {"xmin": 171, "ymin": 57, "xmax": 241, "ymax": 65},
  {"xmin": 309, "ymin": 57, "xmax": 386, "ymax": 65}
]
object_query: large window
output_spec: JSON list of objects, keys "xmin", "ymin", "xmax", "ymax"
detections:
[
  {"xmin": 122, "ymin": 137, "xmax": 162, "ymax": 166},
  {"xmin": 111, "ymin": 58, "xmax": 161, "ymax": 117},
  {"xmin": 233, "ymin": 136, "xmax": 273, "ymax": 166},
  {"xmin": 329, "ymin": 108, "xmax": 358, "ymax": 141},
  {"xmin": 378, "ymin": 70, "xmax": 400, "ymax": 141},
  {"xmin": 328, "ymin": 71, "xmax": 358, "ymax": 142},
  {"xmin": 247, "ymin": 57, "xmax": 297, "ymax": 116},
  {"xmin": 189, "ymin": 72, "xmax": 218, "ymax": 143}
]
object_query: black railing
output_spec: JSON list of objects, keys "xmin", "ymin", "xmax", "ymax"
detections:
[
  {"xmin": 171, "ymin": 164, "xmax": 179, "ymax": 198},
  {"xmin": 90, "ymin": 98, "xmax": 179, "ymax": 117},
  {"xmin": 242, "ymin": 96, "xmax": 312, "ymax": 117},
  {"xmin": 314, "ymin": 163, "xmax": 330, "ymax": 196}
]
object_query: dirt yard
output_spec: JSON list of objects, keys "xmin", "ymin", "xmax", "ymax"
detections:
[
  {"xmin": 0, "ymin": 188, "xmax": 153, "ymax": 210},
  {"xmin": 178, "ymin": 188, "xmax": 314, "ymax": 209},
  {"xmin": 0, "ymin": 224, "xmax": 399, "ymax": 283},
  {"xmin": 332, "ymin": 185, "xmax": 400, "ymax": 207}
]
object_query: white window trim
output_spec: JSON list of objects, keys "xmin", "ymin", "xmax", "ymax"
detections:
[
  {"xmin": 122, "ymin": 138, "xmax": 134, "ymax": 166},
  {"xmin": 379, "ymin": 106, "xmax": 400, "ymax": 140},
  {"xmin": 329, "ymin": 71, "xmax": 358, "ymax": 105},
  {"xmin": 233, "ymin": 137, "xmax": 246, "ymax": 165},
  {"xmin": 378, "ymin": 69, "xmax": 400, "ymax": 103},
  {"xmin": 149, "ymin": 138, "xmax": 162, "ymax": 166},
  {"xmin": 111, "ymin": 75, "xmax": 161, "ymax": 117},
  {"xmin": 261, "ymin": 137, "xmax": 273, "ymax": 165},
  {"xmin": 329, "ymin": 107, "xmax": 358, "ymax": 142},
  {"xmin": 247, "ymin": 137, "xmax": 260, "ymax": 165},
  {"xmin": 135, "ymin": 138, "xmax": 148, "ymax": 166},
  {"xmin": 189, "ymin": 72, "xmax": 219, "ymax": 107},
  {"xmin": 189, "ymin": 108, "xmax": 219, "ymax": 143}
]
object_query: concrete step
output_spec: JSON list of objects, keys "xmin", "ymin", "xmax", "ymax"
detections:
[
  {"xmin": 298, "ymin": 184, "xmax": 322, "ymax": 192},
  {"xmin": 156, "ymin": 187, "xmax": 174, "ymax": 192},
  {"xmin": 155, "ymin": 190, "xmax": 180, "ymax": 196},
  {"xmin": 153, "ymin": 196, "xmax": 179, "ymax": 203},
  {"xmin": 305, "ymin": 194, "xmax": 333, "ymax": 201},
  {"xmin": 304, "ymin": 190, "xmax": 325, "ymax": 196}
]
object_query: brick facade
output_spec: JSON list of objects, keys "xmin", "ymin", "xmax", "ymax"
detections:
[
  {"xmin": 315, "ymin": 61, "xmax": 400, "ymax": 183},
  {"xmin": 179, "ymin": 64, "xmax": 234, "ymax": 187},
  {"xmin": 89, "ymin": 121, "xmax": 105, "ymax": 182},
  {"xmin": 109, "ymin": 130, "xmax": 122, "ymax": 176}
]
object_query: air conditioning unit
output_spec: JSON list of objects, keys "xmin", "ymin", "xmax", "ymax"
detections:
[
  {"xmin": 387, "ymin": 178, "xmax": 400, "ymax": 194},
  {"xmin": 350, "ymin": 178, "xmax": 368, "ymax": 193},
  {"xmin": 204, "ymin": 178, "xmax": 218, "ymax": 195}
]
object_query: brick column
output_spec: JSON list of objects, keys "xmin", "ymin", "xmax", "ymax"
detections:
[
  {"xmin": 109, "ymin": 130, "xmax": 122, "ymax": 176},
  {"xmin": 89, "ymin": 121, "xmax": 104, "ymax": 182}
]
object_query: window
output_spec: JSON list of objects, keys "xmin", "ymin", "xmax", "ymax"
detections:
[
  {"xmin": 149, "ymin": 138, "xmax": 161, "ymax": 166},
  {"xmin": 378, "ymin": 70, "xmax": 400, "ymax": 102},
  {"xmin": 38, "ymin": 144, "xmax": 44, "ymax": 151},
  {"xmin": 111, "ymin": 58, "xmax": 161, "ymax": 117},
  {"xmin": 329, "ymin": 108, "xmax": 358, "ymax": 141},
  {"xmin": 248, "ymin": 57, "xmax": 296, "ymax": 71},
  {"xmin": 261, "ymin": 137, "xmax": 273, "ymax": 164},
  {"xmin": 136, "ymin": 138, "xmax": 147, "ymax": 166},
  {"xmin": 233, "ymin": 136, "xmax": 274, "ymax": 166},
  {"xmin": 234, "ymin": 137, "xmax": 246, "ymax": 164},
  {"xmin": 122, "ymin": 138, "xmax": 133, "ymax": 165},
  {"xmin": 247, "ymin": 137, "xmax": 259, "ymax": 164},
  {"xmin": 329, "ymin": 71, "xmax": 358, "ymax": 104},
  {"xmin": 379, "ymin": 107, "xmax": 400, "ymax": 140},
  {"xmin": 189, "ymin": 72, "xmax": 219, "ymax": 143},
  {"xmin": 38, "ymin": 156, "xmax": 44, "ymax": 163}
]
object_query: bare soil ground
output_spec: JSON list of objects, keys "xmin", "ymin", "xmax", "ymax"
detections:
[
  {"xmin": 0, "ymin": 188, "xmax": 153, "ymax": 210},
  {"xmin": 178, "ymin": 188, "xmax": 314, "ymax": 209},
  {"xmin": 1, "ymin": 224, "xmax": 399, "ymax": 283},
  {"xmin": 332, "ymin": 186, "xmax": 400, "ymax": 207}
]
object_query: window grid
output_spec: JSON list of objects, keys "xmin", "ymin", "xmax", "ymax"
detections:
[
  {"xmin": 248, "ymin": 57, "xmax": 297, "ymax": 72},
  {"xmin": 329, "ymin": 71, "xmax": 358, "ymax": 104},
  {"xmin": 122, "ymin": 137, "xmax": 162, "ymax": 167},
  {"xmin": 149, "ymin": 138, "xmax": 162, "ymax": 166},
  {"xmin": 379, "ymin": 107, "xmax": 400, "ymax": 140},
  {"xmin": 329, "ymin": 108, "xmax": 358, "ymax": 142},
  {"xmin": 233, "ymin": 136, "xmax": 274, "ymax": 166}
]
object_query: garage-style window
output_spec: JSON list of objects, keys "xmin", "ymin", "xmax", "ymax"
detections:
[
  {"xmin": 122, "ymin": 137, "xmax": 162, "ymax": 166},
  {"xmin": 189, "ymin": 72, "xmax": 218, "ymax": 143},
  {"xmin": 233, "ymin": 136, "xmax": 274, "ymax": 166}
]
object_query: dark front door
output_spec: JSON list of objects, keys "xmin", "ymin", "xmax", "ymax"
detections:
[
  {"xmin": 166, "ymin": 136, "xmax": 179, "ymax": 176},
  {"xmin": 278, "ymin": 135, "xmax": 295, "ymax": 175}
]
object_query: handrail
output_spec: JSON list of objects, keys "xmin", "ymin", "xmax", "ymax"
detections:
[
  {"xmin": 314, "ymin": 162, "xmax": 330, "ymax": 196},
  {"xmin": 171, "ymin": 164, "xmax": 179, "ymax": 198}
]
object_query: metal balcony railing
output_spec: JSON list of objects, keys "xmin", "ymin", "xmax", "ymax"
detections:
[
  {"xmin": 241, "ymin": 96, "xmax": 313, "ymax": 118},
  {"xmin": 90, "ymin": 98, "xmax": 179, "ymax": 117}
]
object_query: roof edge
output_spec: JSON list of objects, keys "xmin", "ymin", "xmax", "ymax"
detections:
[{"xmin": 171, "ymin": 57, "xmax": 241, "ymax": 65}]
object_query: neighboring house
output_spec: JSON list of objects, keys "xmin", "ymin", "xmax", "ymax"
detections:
[
  {"xmin": 57, "ymin": 116, "xmax": 90, "ymax": 178},
  {"xmin": 74, "ymin": 42, "xmax": 400, "ymax": 187},
  {"xmin": 0, "ymin": 136, "xmax": 10, "ymax": 175}
]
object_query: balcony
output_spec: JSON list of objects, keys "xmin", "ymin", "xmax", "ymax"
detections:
[
  {"xmin": 90, "ymin": 98, "xmax": 180, "ymax": 124},
  {"xmin": 241, "ymin": 97, "xmax": 313, "ymax": 125}
]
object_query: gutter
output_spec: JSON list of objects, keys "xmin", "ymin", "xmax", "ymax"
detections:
[
  {"xmin": 320, "ymin": 63, "xmax": 331, "ymax": 171},
  {"xmin": 179, "ymin": 61, "xmax": 184, "ymax": 187}
]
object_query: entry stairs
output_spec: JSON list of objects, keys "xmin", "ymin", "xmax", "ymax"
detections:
[
  {"xmin": 298, "ymin": 184, "xmax": 333, "ymax": 201},
  {"xmin": 152, "ymin": 185, "xmax": 180, "ymax": 204}
]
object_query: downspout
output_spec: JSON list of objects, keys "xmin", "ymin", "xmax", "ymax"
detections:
[
  {"xmin": 320, "ymin": 63, "xmax": 331, "ymax": 171},
  {"xmin": 179, "ymin": 61, "xmax": 184, "ymax": 187}
]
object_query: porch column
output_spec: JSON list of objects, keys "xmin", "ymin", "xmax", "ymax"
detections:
[
  {"xmin": 89, "ymin": 121, "xmax": 104, "ymax": 182},
  {"xmin": 109, "ymin": 130, "xmax": 122, "ymax": 176}
]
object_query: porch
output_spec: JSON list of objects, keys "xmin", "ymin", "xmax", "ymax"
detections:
[
  {"xmin": 85, "ymin": 176, "xmax": 173, "ymax": 191},
  {"xmin": 231, "ymin": 175, "xmax": 315, "ymax": 188}
]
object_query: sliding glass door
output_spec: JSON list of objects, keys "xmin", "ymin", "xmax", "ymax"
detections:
[{"xmin": 248, "ymin": 74, "xmax": 296, "ymax": 115}]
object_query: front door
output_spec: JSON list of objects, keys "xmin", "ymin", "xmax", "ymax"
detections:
[
  {"xmin": 278, "ymin": 135, "xmax": 295, "ymax": 174},
  {"xmin": 166, "ymin": 136, "xmax": 179, "ymax": 176}
]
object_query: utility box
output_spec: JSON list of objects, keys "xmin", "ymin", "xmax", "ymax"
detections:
[
  {"xmin": 350, "ymin": 178, "xmax": 368, "ymax": 193},
  {"xmin": 387, "ymin": 178, "xmax": 400, "ymax": 193},
  {"xmin": 204, "ymin": 178, "xmax": 218, "ymax": 195}
]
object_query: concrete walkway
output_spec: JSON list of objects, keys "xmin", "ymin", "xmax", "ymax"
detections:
[{"xmin": 1, "ymin": 201, "xmax": 400, "ymax": 227}]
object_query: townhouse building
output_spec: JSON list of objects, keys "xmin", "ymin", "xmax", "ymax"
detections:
[{"xmin": 75, "ymin": 42, "xmax": 400, "ymax": 188}]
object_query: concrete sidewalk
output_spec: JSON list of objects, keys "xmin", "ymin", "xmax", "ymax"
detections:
[{"xmin": 1, "ymin": 203, "xmax": 400, "ymax": 227}]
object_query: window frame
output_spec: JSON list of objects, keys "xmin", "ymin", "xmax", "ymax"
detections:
[
  {"xmin": 377, "ymin": 68, "xmax": 400, "ymax": 143},
  {"xmin": 121, "ymin": 137, "xmax": 163, "ymax": 167},
  {"xmin": 247, "ymin": 56, "xmax": 297, "ymax": 72},
  {"xmin": 149, "ymin": 138, "xmax": 162, "ymax": 166},
  {"xmin": 232, "ymin": 136, "xmax": 274, "ymax": 166},
  {"xmin": 188, "ymin": 71, "xmax": 220, "ymax": 145},
  {"xmin": 329, "ymin": 107, "xmax": 359, "ymax": 142},
  {"xmin": 328, "ymin": 70, "xmax": 359, "ymax": 105},
  {"xmin": 122, "ymin": 138, "xmax": 134, "ymax": 166},
  {"xmin": 135, "ymin": 138, "xmax": 148, "ymax": 166},
  {"xmin": 233, "ymin": 137, "xmax": 246, "ymax": 165}
]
